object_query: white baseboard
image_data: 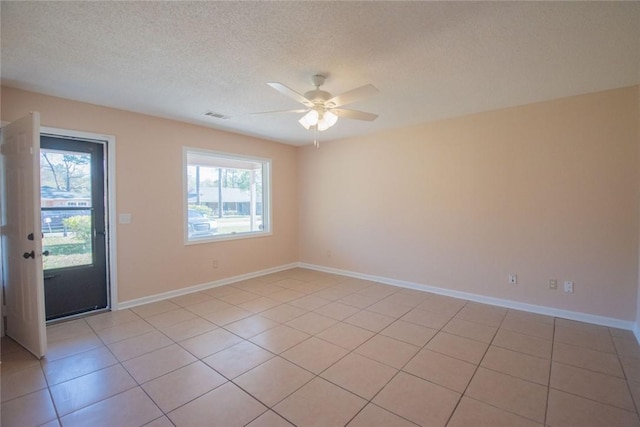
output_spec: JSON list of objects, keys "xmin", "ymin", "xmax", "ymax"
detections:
[
  {"xmin": 117, "ymin": 263, "xmax": 298, "ymax": 310},
  {"xmin": 118, "ymin": 260, "xmax": 636, "ymax": 334},
  {"xmin": 299, "ymin": 263, "xmax": 636, "ymax": 331}
]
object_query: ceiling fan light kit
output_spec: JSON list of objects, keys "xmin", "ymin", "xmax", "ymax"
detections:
[
  {"xmin": 298, "ymin": 109, "xmax": 338, "ymax": 131},
  {"xmin": 317, "ymin": 110, "xmax": 338, "ymax": 131},
  {"xmin": 261, "ymin": 74, "xmax": 379, "ymax": 147},
  {"xmin": 298, "ymin": 109, "xmax": 319, "ymax": 130}
]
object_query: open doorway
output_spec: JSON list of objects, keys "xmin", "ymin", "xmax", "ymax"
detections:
[
  {"xmin": 1, "ymin": 116, "xmax": 116, "ymax": 356},
  {"xmin": 40, "ymin": 135, "xmax": 110, "ymax": 320}
]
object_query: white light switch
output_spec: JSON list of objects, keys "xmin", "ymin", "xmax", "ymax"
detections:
[{"xmin": 119, "ymin": 213, "xmax": 132, "ymax": 224}]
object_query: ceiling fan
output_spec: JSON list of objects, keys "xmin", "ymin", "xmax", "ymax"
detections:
[{"xmin": 257, "ymin": 74, "xmax": 378, "ymax": 146}]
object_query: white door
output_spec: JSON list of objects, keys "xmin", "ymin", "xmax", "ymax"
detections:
[{"xmin": 0, "ymin": 112, "xmax": 46, "ymax": 358}]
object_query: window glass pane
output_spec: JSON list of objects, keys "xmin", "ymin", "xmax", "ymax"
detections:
[
  {"xmin": 40, "ymin": 149, "xmax": 93, "ymax": 269},
  {"xmin": 185, "ymin": 149, "xmax": 270, "ymax": 242}
]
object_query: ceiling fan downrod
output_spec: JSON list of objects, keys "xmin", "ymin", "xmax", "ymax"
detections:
[{"xmin": 311, "ymin": 74, "xmax": 326, "ymax": 89}]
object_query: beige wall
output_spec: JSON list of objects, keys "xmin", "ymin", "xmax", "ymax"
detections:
[
  {"xmin": 2, "ymin": 85, "xmax": 639, "ymax": 323},
  {"xmin": 1, "ymin": 87, "xmax": 299, "ymax": 302},
  {"xmin": 299, "ymin": 86, "xmax": 640, "ymax": 321}
]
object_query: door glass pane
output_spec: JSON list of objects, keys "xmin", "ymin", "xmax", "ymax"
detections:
[{"xmin": 40, "ymin": 149, "xmax": 93, "ymax": 270}]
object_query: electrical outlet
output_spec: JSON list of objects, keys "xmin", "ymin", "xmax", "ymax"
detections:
[
  {"xmin": 549, "ymin": 279, "xmax": 558, "ymax": 290},
  {"xmin": 564, "ymin": 281, "xmax": 574, "ymax": 293},
  {"xmin": 509, "ymin": 274, "xmax": 517, "ymax": 284},
  {"xmin": 212, "ymin": 259, "xmax": 219, "ymax": 269}
]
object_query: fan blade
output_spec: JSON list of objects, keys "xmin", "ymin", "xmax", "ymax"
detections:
[
  {"xmin": 251, "ymin": 108, "xmax": 309, "ymax": 115},
  {"xmin": 331, "ymin": 108, "xmax": 378, "ymax": 121},
  {"xmin": 267, "ymin": 82, "xmax": 314, "ymax": 107},
  {"xmin": 326, "ymin": 84, "xmax": 378, "ymax": 108}
]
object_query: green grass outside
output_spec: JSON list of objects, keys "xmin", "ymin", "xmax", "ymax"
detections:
[{"xmin": 43, "ymin": 235, "xmax": 91, "ymax": 270}]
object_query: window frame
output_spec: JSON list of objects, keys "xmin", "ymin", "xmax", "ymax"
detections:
[{"xmin": 183, "ymin": 147, "xmax": 272, "ymax": 245}]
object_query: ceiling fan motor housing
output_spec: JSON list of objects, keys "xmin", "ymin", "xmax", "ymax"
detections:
[
  {"xmin": 306, "ymin": 74, "xmax": 334, "ymax": 108},
  {"xmin": 304, "ymin": 89, "xmax": 332, "ymax": 105}
]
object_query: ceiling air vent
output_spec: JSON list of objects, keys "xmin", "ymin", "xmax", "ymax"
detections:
[{"xmin": 204, "ymin": 111, "xmax": 230, "ymax": 120}]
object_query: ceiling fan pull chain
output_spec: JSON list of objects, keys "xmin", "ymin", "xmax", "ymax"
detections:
[{"xmin": 314, "ymin": 126, "xmax": 320, "ymax": 148}]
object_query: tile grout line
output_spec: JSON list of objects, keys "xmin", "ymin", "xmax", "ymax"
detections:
[
  {"xmin": 236, "ymin": 284, "xmax": 409, "ymax": 425},
  {"xmin": 441, "ymin": 306, "xmax": 506, "ymax": 426},
  {"xmin": 327, "ymin": 287, "xmax": 429, "ymax": 427},
  {"xmin": 347, "ymin": 295, "xmax": 473, "ymax": 426},
  {"xmin": 12, "ymin": 269, "xmax": 638, "ymax": 427},
  {"xmin": 152, "ymin": 276, "xmax": 381, "ymax": 425},
  {"xmin": 543, "ymin": 315, "xmax": 558, "ymax": 426},
  {"xmin": 84, "ymin": 315, "xmax": 166, "ymax": 426},
  {"xmin": 231, "ymin": 277, "xmax": 397, "ymax": 426},
  {"xmin": 610, "ymin": 326, "xmax": 640, "ymax": 418}
]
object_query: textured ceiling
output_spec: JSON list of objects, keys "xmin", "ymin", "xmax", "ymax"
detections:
[{"xmin": 2, "ymin": 1, "xmax": 639, "ymax": 146}]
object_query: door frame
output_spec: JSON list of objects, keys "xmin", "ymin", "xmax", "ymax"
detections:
[
  {"xmin": 1, "ymin": 123, "xmax": 116, "ymax": 337},
  {"xmin": 40, "ymin": 126, "xmax": 118, "ymax": 314}
]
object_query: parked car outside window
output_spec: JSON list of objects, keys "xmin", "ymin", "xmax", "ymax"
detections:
[{"xmin": 188, "ymin": 209, "xmax": 218, "ymax": 238}]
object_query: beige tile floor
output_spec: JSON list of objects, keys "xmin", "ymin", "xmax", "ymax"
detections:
[{"xmin": 2, "ymin": 268, "xmax": 640, "ymax": 427}]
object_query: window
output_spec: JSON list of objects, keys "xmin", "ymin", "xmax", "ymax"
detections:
[{"xmin": 184, "ymin": 148, "xmax": 270, "ymax": 243}]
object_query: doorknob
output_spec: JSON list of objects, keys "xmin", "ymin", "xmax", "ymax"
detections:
[
  {"xmin": 43, "ymin": 250, "xmax": 50, "ymax": 256},
  {"xmin": 23, "ymin": 251, "xmax": 35, "ymax": 259}
]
